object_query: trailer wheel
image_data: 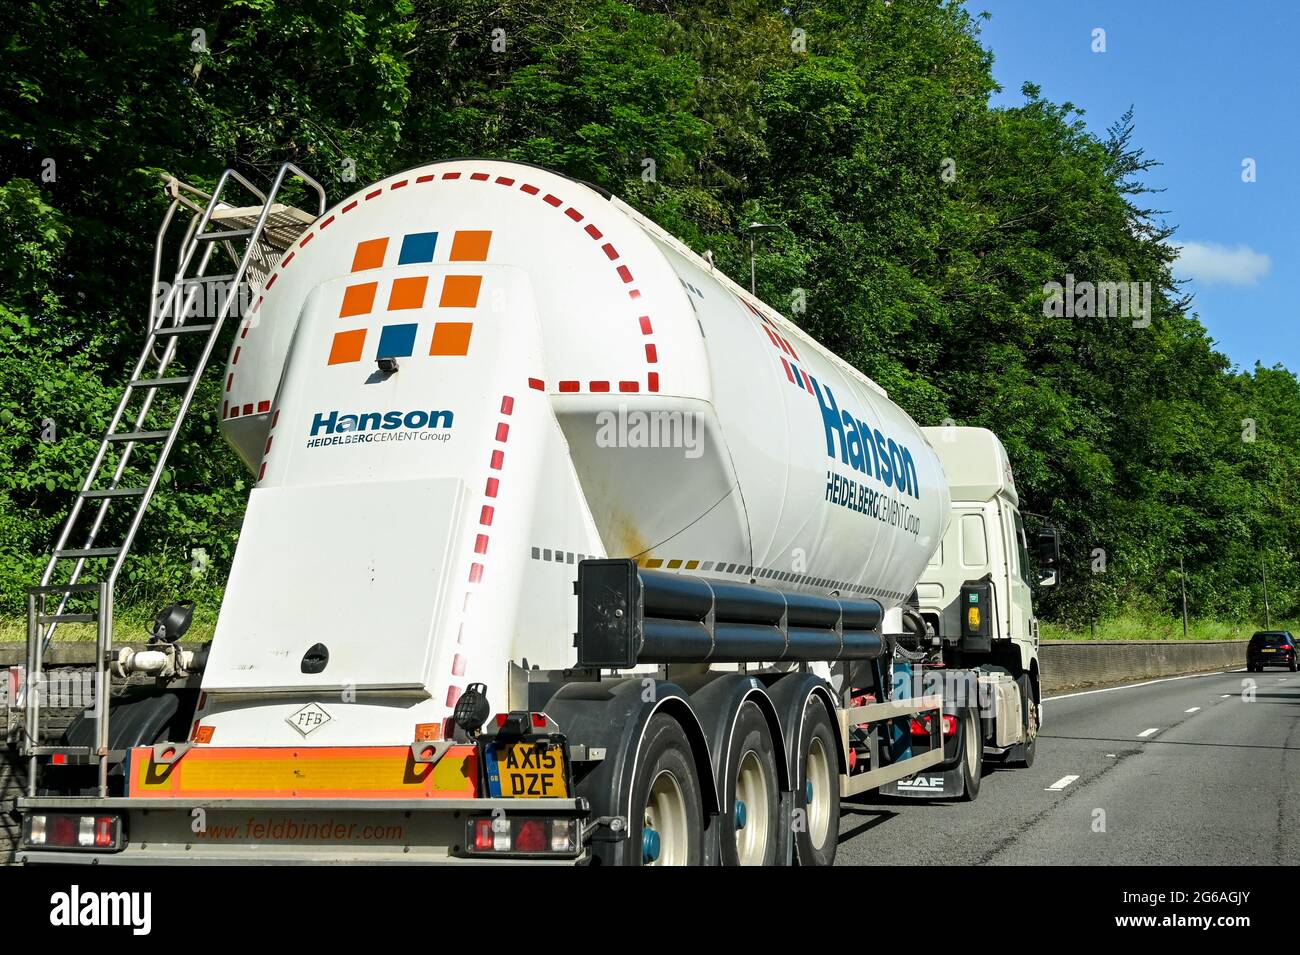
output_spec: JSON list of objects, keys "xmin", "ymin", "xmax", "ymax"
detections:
[
  {"xmin": 958, "ymin": 707, "xmax": 983, "ymax": 801},
  {"xmin": 793, "ymin": 697, "xmax": 839, "ymax": 867},
  {"xmin": 1007, "ymin": 673, "xmax": 1037, "ymax": 769},
  {"xmin": 631, "ymin": 713, "xmax": 704, "ymax": 866},
  {"xmin": 720, "ymin": 701, "xmax": 779, "ymax": 866}
]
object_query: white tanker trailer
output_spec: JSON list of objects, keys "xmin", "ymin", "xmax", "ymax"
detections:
[{"xmin": 16, "ymin": 159, "xmax": 1059, "ymax": 865}]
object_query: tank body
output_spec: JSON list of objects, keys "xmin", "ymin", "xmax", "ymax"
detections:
[{"xmin": 199, "ymin": 159, "xmax": 950, "ymax": 744}]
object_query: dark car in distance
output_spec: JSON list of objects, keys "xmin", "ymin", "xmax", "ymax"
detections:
[{"xmin": 1246, "ymin": 631, "xmax": 1298, "ymax": 672}]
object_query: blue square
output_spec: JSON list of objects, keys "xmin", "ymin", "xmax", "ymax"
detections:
[
  {"xmin": 398, "ymin": 232, "xmax": 438, "ymax": 265},
  {"xmin": 376, "ymin": 323, "xmax": 418, "ymax": 358}
]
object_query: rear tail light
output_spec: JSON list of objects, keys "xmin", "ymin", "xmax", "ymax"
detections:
[
  {"xmin": 910, "ymin": 714, "xmax": 960, "ymax": 737},
  {"xmin": 22, "ymin": 813, "xmax": 122, "ymax": 852},
  {"xmin": 464, "ymin": 816, "xmax": 579, "ymax": 856}
]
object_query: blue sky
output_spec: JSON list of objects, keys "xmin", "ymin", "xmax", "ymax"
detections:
[{"xmin": 968, "ymin": 0, "xmax": 1299, "ymax": 374}]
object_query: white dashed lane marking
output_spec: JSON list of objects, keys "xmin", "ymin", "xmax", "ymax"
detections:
[
  {"xmin": 1046, "ymin": 775, "xmax": 1080, "ymax": 792},
  {"xmin": 1137, "ymin": 727, "xmax": 1160, "ymax": 738},
  {"xmin": 1185, "ymin": 707, "xmax": 1201, "ymax": 713}
]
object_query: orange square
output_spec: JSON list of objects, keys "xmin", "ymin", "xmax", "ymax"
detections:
[
  {"xmin": 450, "ymin": 230, "xmax": 492, "ymax": 262},
  {"xmin": 340, "ymin": 282, "xmax": 377, "ymax": 317},
  {"xmin": 440, "ymin": 275, "xmax": 482, "ymax": 308},
  {"xmin": 351, "ymin": 237, "xmax": 388, "ymax": 272},
  {"xmin": 329, "ymin": 328, "xmax": 367, "ymax": 364},
  {"xmin": 194, "ymin": 724, "xmax": 214, "ymax": 744},
  {"xmin": 388, "ymin": 275, "xmax": 429, "ymax": 311},
  {"xmin": 429, "ymin": 322, "xmax": 473, "ymax": 356}
]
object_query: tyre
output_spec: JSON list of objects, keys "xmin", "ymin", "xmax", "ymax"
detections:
[
  {"xmin": 720, "ymin": 701, "xmax": 780, "ymax": 866},
  {"xmin": 793, "ymin": 696, "xmax": 840, "ymax": 867},
  {"xmin": 630, "ymin": 713, "xmax": 704, "ymax": 866},
  {"xmin": 1006, "ymin": 673, "xmax": 1037, "ymax": 769},
  {"xmin": 957, "ymin": 707, "xmax": 983, "ymax": 801}
]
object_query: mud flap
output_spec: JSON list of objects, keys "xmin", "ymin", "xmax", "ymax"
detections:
[{"xmin": 878, "ymin": 765, "xmax": 966, "ymax": 798}]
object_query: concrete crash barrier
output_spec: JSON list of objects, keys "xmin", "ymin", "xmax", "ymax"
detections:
[{"xmin": 1040, "ymin": 639, "xmax": 1249, "ymax": 692}]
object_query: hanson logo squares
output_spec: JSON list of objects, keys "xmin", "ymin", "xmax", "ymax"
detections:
[{"xmin": 329, "ymin": 229, "xmax": 492, "ymax": 366}]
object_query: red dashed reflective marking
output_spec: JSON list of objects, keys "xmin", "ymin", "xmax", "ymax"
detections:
[
  {"xmin": 258, "ymin": 462, "xmax": 266, "ymax": 481},
  {"xmin": 475, "ymin": 534, "xmax": 490, "ymax": 554},
  {"xmin": 559, "ymin": 380, "xmax": 579, "ymax": 393},
  {"xmin": 589, "ymin": 380, "xmax": 610, "ymax": 392},
  {"xmin": 443, "ymin": 172, "xmax": 461, "ymax": 180},
  {"xmin": 252, "ymin": 297, "xmax": 263, "ymax": 314},
  {"xmin": 542, "ymin": 194, "xmax": 562, "ymax": 207},
  {"xmin": 257, "ymin": 400, "xmax": 271, "ymax": 413},
  {"xmin": 495, "ymin": 176, "xmax": 515, "ymax": 186},
  {"xmin": 490, "ymin": 449, "xmax": 504, "ymax": 469},
  {"xmin": 240, "ymin": 325, "xmax": 249, "ymax": 339},
  {"xmin": 565, "ymin": 207, "xmax": 583, "ymax": 222},
  {"xmin": 645, "ymin": 344, "xmax": 658, "ymax": 363},
  {"xmin": 222, "ymin": 401, "xmax": 228, "ymax": 417},
  {"xmin": 416, "ymin": 174, "xmax": 434, "ymax": 184},
  {"xmin": 391, "ymin": 179, "xmax": 409, "ymax": 189},
  {"xmin": 616, "ymin": 265, "xmax": 633, "ymax": 283},
  {"xmin": 445, "ymin": 686, "xmax": 461, "ymax": 707},
  {"xmin": 585, "ymin": 224, "xmax": 603, "ymax": 240},
  {"xmin": 319, "ymin": 214, "xmax": 335, "ymax": 229},
  {"xmin": 243, "ymin": 403, "xmax": 253, "ymax": 416},
  {"xmin": 225, "ymin": 373, "xmax": 233, "ymax": 391},
  {"xmin": 480, "ymin": 505, "xmax": 494, "ymax": 525},
  {"xmin": 232, "ymin": 346, "xmax": 241, "ymax": 364},
  {"xmin": 619, "ymin": 381, "xmax": 639, "ymax": 392},
  {"xmin": 272, "ymin": 410, "xmax": 280, "ymax": 428},
  {"xmin": 469, "ymin": 563, "xmax": 483, "ymax": 583},
  {"xmin": 485, "ymin": 477, "xmax": 499, "ymax": 497},
  {"xmin": 520, "ymin": 183, "xmax": 539, "ymax": 195},
  {"xmin": 500, "ymin": 396, "xmax": 514, "ymax": 415},
  {"xmin": 264, "ymin": 273, "xmax": 278, "ymax": 290},
  {"xmin": 281, "ymin": 251, "xmax": 295, "ymax": 267},
  {"xmin": 639, "ymin": 316, "xmax": 653, "ymax": 334},
  {"xmin": 495, "ymin": 422, "xmax": 510, "ymax": 442},
  {"xmin": 601, "ymin": 243, "xmax": 619, "ymax": 260},
  {"xmin": 628, "ymin": 289, "xmax": 642, "ymax": 300},
  {"xmin": 342, "ymin": 200, "xmax": 358, "ymax": 213},
  {"xmin": 648, "ymin": 372, "xmax": 660, "ymax": 392},
  {"xmin": 299, "ymin": 232, "xmax": 314, "ymax": 248},
  {"xmin": 471, "ymin": 172, "xmax": 489, "ymax": 181},
  {"xmin": 365, "ymin": 188, "xmax": 382, "ymax": 200},
  {"xmin": 264, "ymin": 436, "xmax": 273, "ymax": 455},
  {"xmin": 528, "ymin": 377, "xmax": 545, "ymax": 391},
  {"xmin": 452, "ymin": 654, "xmax": 467, "ymax": 676}
]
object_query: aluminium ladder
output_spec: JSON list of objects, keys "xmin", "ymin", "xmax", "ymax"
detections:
[{"xmin": 23, "ymin": 163, "xmax": 326, "ymax": 796}]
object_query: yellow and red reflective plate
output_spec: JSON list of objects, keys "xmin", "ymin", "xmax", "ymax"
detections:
[{"xmin": 128, "ymin": 745, "xmax": 478, "ymax": 799}]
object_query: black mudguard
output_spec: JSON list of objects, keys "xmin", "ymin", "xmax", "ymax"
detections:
[{"xmin": 543, "ymin": 678, "xmax": 718, "ymax": 866}]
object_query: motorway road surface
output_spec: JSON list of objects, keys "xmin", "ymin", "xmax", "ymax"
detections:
[{"xmin": 836, "ymin": 667, "xmax": 1300, "ymax": 865}]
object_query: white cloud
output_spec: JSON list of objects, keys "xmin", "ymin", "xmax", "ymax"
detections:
[{"xmin": 1174, "ymin": 241, "xmax": 1271, "ymax": 286}]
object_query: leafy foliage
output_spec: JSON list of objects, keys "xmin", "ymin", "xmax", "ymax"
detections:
[{"xmin": 1, "ymin": 0, "xmax": 1296, "ymax": 629}]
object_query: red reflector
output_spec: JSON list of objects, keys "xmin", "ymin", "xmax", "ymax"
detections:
[
  {"xmin": 494, "ymin": 713, "xmax": 508, "ymax": 728},
  {"xmin": 49, "ymin": 815, "xmax": 78, "ymax": 847},
  {"xmin": 473, "ymin": 819, "xmax": 494, "ymax": 851},
  {"xmin": 909, "ymin": 718, "xmax": 930, "ymax": 736},
  {"xmin": 515, "ymin": 819, "xmax": 546, "ymax": 853},
  {"xmin": 51, "ymin": 753, "xmax": 67, "ymax": 765},
  {"xmin": 942, "ymin": 715, "xmax": 959, "ymax": 737},
  {"xmin": 531, "ymin": 713, "xmax": 547, "ymax": 728}
]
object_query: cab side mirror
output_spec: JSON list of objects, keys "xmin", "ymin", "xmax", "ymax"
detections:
[{"xmin": 1034, "ymin": 527, "xmax": 1061, "ymax": 588}]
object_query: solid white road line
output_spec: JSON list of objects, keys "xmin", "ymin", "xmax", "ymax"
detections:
[
  {"xmin": 1046, "ymin": 668, "xmax": 1245, "ymax": 702},
  {"xmin": 1185, "ymin": 707, "xmax": 1201, "ymax": 713},
  {"xmin": 1137, "ymin": 727, "xmax": 1160, "ymax": 738},
  {"xmin": 1046, "ymin": 775, "xmax": 1079, "ymax": 791}
]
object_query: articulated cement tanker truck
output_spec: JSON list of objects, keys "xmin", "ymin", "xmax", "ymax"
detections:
[{"xmin": 16, "ymin": 159, "xmax": 1060, "ymax": 865}]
